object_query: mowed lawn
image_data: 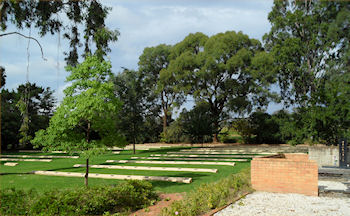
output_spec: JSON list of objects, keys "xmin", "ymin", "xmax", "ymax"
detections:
[{"xmin": 0, "ymin": 147, "xmax": 250, "ymax": 193}]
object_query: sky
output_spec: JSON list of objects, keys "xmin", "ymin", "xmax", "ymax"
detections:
[{"xmin": 0, "ymin": 0, "xmax": 282, "ymax": 113}]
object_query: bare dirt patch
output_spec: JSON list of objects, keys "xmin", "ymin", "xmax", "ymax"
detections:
[{"xmin": 129, "ymin": 193, "xmax": 184, "ymax": 216}]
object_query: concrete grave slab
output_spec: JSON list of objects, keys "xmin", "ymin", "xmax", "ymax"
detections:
[
  {"xmin": 151, "ymin": 154, "xmax": 252, "ymax": 160},
  {"xmin": 131, "ymin": 156, "xmax": 247, "ymax": 162},
  {"xmin": 73, "ymin": 164, "xmax": 218, "ymax": 173},
  {"xmin": 167, "ymin": 151, "xmax": 270, "ymax": 157},
  {"xmin": 33, "ymin": 170, "xmax": 192, "ymax": 183},
  {"xmin": 4, "ymin": 162, "xmax": 18, "ymax": 166},
  {"xmin": 0, "ymin": 158, "xmax": 52, "ymax": 162},
  {"xmin": 1, "ymin": 155, "xmax": 79, "ymax": 159},
  {"xmin": 106, "ymin": 160, "xmax": 235, "ymax": 166}
]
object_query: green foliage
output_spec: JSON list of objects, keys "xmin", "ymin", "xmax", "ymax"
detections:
[
  {"xmin": 249, "ymin": 111, "xmax": 282, "ymax": 144},
  {"xmin": 160, "ymin": 120, "xmax": 189, "ymax": 144},
  {"xmin": 138, "ymin": 44, "xmax": 185, "ymax": 134},
  {"xmin": 168, "ymin": 31, "xmax": 275, "ymax": 140},
  {"xmin": 161, "ymin": 169, "xmax": 251, "ymax": 216},
  {"xmin": 232, "ymin": 119, "xmax": 254, "ymax": 144},
  {"xmin": 218, "ymin": 127, "xmax": 238, "ymax": 144},
  {"xmin": 179, "ymin": 103, "xmax": 214, "ymax": 143},
  {"xmin": 32, "ymin": 55, "xmax": 126, "ymax": 156},
  {"xmin": 0, "ymin": 66, "xmax": 5, "ymax": 88},
  {"xmin": 1, "ymin": 83, "xmax": 55, "ymax": 150},
  {"xmin": 0, "ymin": 181, "xmax": 158, "ymax": 216},
  {"xmin": 1, "ymin": 0, "xmax": 119, "ymax": 66},
  {"xmin": 113, "ymin": 69, "xmax": 147, "ymax": 146}
]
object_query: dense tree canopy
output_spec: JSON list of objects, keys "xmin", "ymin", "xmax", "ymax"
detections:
[
  {"xmin": 138, "ymin": 44, "xmax": 185, "ymax": 134},
  {"xmin": 1, "ymin": 83, "xmax": 55, "ymax": 150},
  {"xmin": 168, "ymin": 31, "xmax": 276, "ymax": 141}
]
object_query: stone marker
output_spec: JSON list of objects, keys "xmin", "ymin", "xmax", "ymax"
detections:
[
  {"xmin": 112, "ymin": 151, "xmax": 120, "ymax": 154},
  {"xmin": 0, "ymin": 158, "xmax": 52, "ymax": 162},
  {"xmin": 73, "ymin": 164, "xmax": 218, "ymax": 173},
  {"xmin": 33, "ymin": 170, "xmax": 192, "ymax": 183},
  {"xmin": 1, "ymin": 155, "xmax": 79, "ymax": 159},
  {"xmin": 4, "ymin": 162, "xmax": 18, "ymax": 166},
  {"xmin": 151, "ymin": 154, "xmax": 252, "ymax": 159},
  {"xmin": 167, "ymin": 151, "xmax": 270, "ymax": 156},
  {"xmin": 130, "ymin": 156, "xmax": 247, "ymax": 162},
  {"xmin": 106, "ymin": 160, "xmax": 235, "ymax": 166}
]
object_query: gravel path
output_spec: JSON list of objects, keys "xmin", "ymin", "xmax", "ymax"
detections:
[{"xmin": 214, "ymin": 192, "xmax": 350, "ymax": 216}]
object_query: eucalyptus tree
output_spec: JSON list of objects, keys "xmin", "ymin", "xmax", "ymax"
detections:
[
  {"xmin": 138, "ymin": 44, "xmax": 185, "ymax": 135},
  {"xmin": 264, "ymin": 0, "xmax": 350, "ymax": 144},
  {"xmin": 32, "ymin": 55, "xmax": 126, "ymax": 187},
  {"xmin": 263, "ymin": 0, "xmax": 350, "ymax": 107},
  {"xmin": 168, "ymin": 31, "xmax": 275, "ymax": 142}
]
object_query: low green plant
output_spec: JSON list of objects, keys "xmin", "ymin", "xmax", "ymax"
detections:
[
  {"xmin": 0, "ymin": 180, "xmax": 158, "ymax": 216},
  {"xmin": 161, "ymin": 168, "xmax": 252, "ymax": 216}
]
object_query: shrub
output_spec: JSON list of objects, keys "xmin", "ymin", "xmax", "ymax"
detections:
[
  {"xmin": 0, "ymin": 180, "xmax": 158, "ymax": 216},
  {"xmin": 161, "ymin": 169, "xmax": 252, "ymax": 216}
]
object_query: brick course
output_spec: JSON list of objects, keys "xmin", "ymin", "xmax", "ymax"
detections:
[{"xmin": 251, "ymin": 153, "xmax": 318, "ymax": 196}]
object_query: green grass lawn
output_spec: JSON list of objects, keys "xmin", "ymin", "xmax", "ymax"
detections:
[{"xmin": 0, "ymin": 147, "xmax": 250, "ymax": 193}]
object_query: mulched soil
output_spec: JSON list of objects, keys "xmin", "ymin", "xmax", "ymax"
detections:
[{"xmin": 129, "ymin": 193, "xmax": 184, "ymax": 216}]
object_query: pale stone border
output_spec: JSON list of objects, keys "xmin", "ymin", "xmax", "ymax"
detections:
[
  {"xmin": 167, "ymin": 151, "xmax": 270, "ymax": 156},
  {"xmin": 130, "ymin": 157, "xmax": 247, "ymax": 162},
  {"xmin": 1, "ymin": 155, "xmax": 79, "ymax": 159},
  {"xmin": 0, "ymin": 158, "xmax": 52, "ymax": 162},
  {"xmin": 4, "ymin": 162, "xmax": 18, "ymax": 166},
  {"xmin": 180, "ymin": 150, "xmax": 279, "ymax": 154},
  {"xmin": 73, "ymin": 164, "xmax": 217, "ymax": 173},
  {"xmin": 112, "ymin": 151, "xmax": 120, "ymax": 154},
  {"xmin": 18, "ymin": 150, "xmax": 80, "ymax": 153},
  {"xmin": 106, "ymin": 160, "xmax": 235, "ymax": 166},
  {"xmin": 33, "ymin": 170, "xmax": 192, "ymax": 183},
  {"xmin": 151, "ymin": 154, "xmax": 255, "ymax": 159}
]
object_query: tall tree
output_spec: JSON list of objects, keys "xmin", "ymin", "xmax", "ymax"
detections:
[
  {"xmin": 169, "ymin": 31, "xmax": 275, "ymax": 142},
  {"xmin": 263, "ymin": 0, "xmax": 346, "ymax": 106},
  {"xmin": 32, "ymin": 55, "xmax": 126, "ymax": 187},
  {"xmin": 113, "ymin": 69, "xmax": 147, "ymax": 154},
  {"xmin": 0, "ymin": 0, "xmax": 119, "ymax": 66},
  {"xmin": 138, "ymin": 44, "xmax": 185, "ymax": 135}
]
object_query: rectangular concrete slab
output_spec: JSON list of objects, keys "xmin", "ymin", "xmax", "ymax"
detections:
[
  {"xmin": 33, "ymin": 170, "xmax": 192, "ymax": 183},
  {"xmin": 73, "ymin": 164, "xmax": 218, "ymax": 173},
  {"xmin": 130, "ymin": 156, "xmax": 246, "ymax": 162},
  {"xmin": 106, "ymin": 160, "xmax": 235, "ymax": 166},
  {"xmin": 167, "ymin": 151, "xmax": 269, "ymax": 156},
  {"xmin": 0, "ymin": 158, "xmax": 52, "ymax": 162},
  {"xmin": 151, "ymin": 154, "xmax": 251, "ymax": 160},
  {"xmin": 4, "ymin": 162, "xmax": 18, "ymax": 166},
  {"xmin": 1, "ymin": 155, "xmax": 79, "ymax": 159}
]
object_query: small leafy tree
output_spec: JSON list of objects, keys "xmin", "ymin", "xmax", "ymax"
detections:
[
  {"xmin": 32, "ymin": 55, "xmax": 126, "ymax": 187},
  {"xmin": 179, "ymin": 103, "xmax": 214, "ymax": 144}
]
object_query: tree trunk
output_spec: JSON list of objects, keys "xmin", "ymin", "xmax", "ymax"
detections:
[
  {"xmin": 162, "ymin": 110, "xmax": 167, "ymax": 135},
  {"xmin": 85, "ymin": 122, "xmax": 90, "ymax": 187},
  {"xmin": 85, "ymin": 158, "xmax": 89, "ymax": 187},
  {"xmin": 213, "ymin": 134, "xmax": 218, "ymax": 143},
  {"xmin": 133, "ymin": 138, "xmax": 136, "ymax": 155}
]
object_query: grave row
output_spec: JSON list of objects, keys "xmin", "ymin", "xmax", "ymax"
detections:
[{"xmin": 33, "ymin": 171, "xmax": 192, "ymax": 183}]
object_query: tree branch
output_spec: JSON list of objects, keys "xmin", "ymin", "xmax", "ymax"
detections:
[{"xmin": 0, "ymin": 32, "xmax": 47, "ymax": 61}]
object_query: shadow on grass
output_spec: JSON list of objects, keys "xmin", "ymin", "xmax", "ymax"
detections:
[{"xmin": 0, "ymin": 172, "xmax": 34, "ymax": 175}]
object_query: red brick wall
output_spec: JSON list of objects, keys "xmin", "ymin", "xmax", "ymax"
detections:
[{"xmin": 251, "ymin": 154, "xmax": 318, "ymax": 196}]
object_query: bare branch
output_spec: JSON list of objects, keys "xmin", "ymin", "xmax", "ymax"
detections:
[{"xmin": 0, "ymin": 31, "xmax": 47, "ymax": 61}]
